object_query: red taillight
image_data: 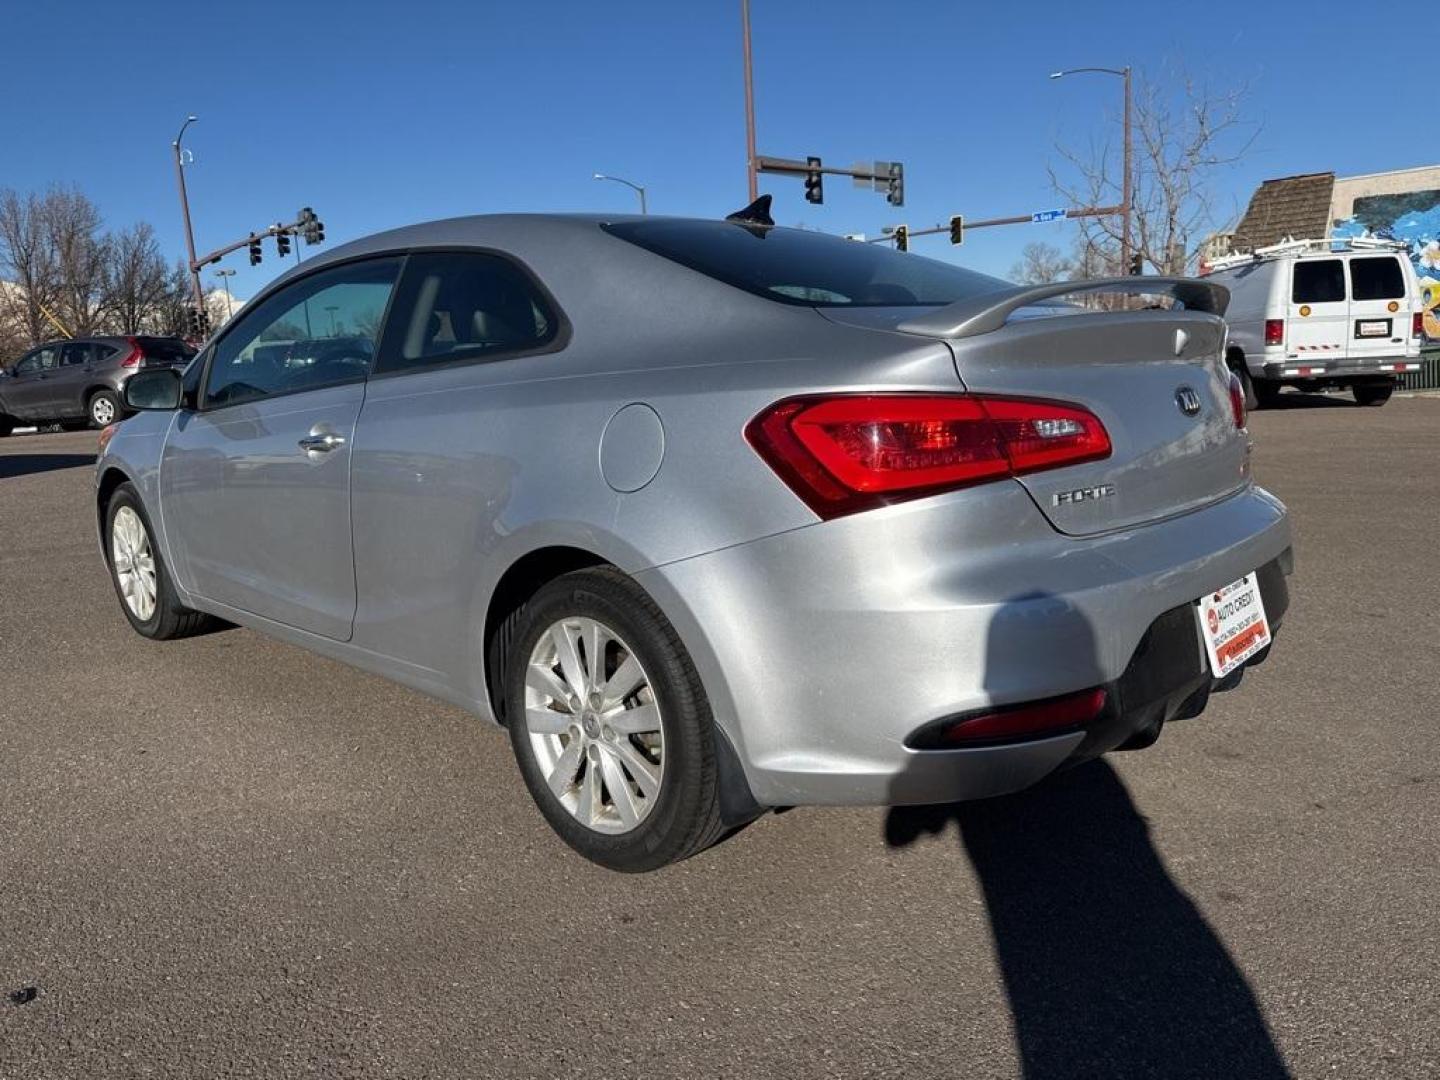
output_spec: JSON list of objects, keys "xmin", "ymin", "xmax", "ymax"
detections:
[
  {"xmin": 119, "ymin": 336, "xmax": 143, "ymax": 368},
  {"xmin": 1414, "ymin": 311, "xmax": 1424, "ymax": 339},
  {"xmin": 745, "ymin": 393, "xmax": 1111, "ymax": 519},
  {"xmin": 918, "ymin": 687, "xmax": 1109, "ymax": 747},
  {"xmin": 1264, "ymin": 319, "xmax": 1284, "ymax": 346},
  {"xmin": 1228, "ymin": 373, "xmax": 1247, "ymax": 430}
]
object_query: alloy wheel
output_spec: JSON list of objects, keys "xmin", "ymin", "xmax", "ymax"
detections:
[
  {"xmin": 111, "ymin": 506, "xmax": 156, "ymax": 621},
  {"xmin": 524, "ymin": 616, "xmax": 664, "ymax": 834},
  {"xmin": 91, "ymin": 396, "xmax": 116, "ymax": 425}
]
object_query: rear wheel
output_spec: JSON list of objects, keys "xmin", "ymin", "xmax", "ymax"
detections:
[
  {"xmin": 88, "ymin": 389, "xmax": 120, "ymax": 429},
  {"xmin": 1233, "ymin": 365, "xmax": 1259, "ymax": 411},
  {"xmin": 0, "ymin": 415, "xmax": 13, "ymax": 438},
  {"xmin": 1353, "ymin": 382, "xmax": 1393, "ymax": 407},
  {"xmin": 1254, "ymin": 379, "xmax": 1282, "ymax": 409},
  {"xmin": 503, "ymin": 567, "xmax": 726, "ymax": 872},
  {"xmin": 105, "ymin": 482, "xmax": 219, "ymax": 640}
]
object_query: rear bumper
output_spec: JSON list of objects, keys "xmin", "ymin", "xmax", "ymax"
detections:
[
  {"xmin": 638, "ymin": 481, "xmax": 1293, "ymax": 808},
  {"xmin": 1263, "ymin": 356, "xmax": 1421, "ymax": 379}
]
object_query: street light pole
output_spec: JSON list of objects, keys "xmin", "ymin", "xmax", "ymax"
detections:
[
  {"xmin": 741, "ymin": 0, "xmax": 757, "ymax": 201},
  {"xmin": 1050, "ymin": 67, "xmax": 1133, "ymax": 272},
  {"xmin": 592, "ymin": 173, "xmax": 648, "ymax": 214},
  {"xmin": 213, "ymin": 268, "xmax": 236, "ymax": 319},
  {"xmin": 172, "ymin": 115, "xmax": 205, "ymax": 313}
]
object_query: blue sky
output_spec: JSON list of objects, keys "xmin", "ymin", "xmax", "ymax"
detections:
[{"xmin": 2, "ymin": 0, "xmax": 1418, "ymax": 300}]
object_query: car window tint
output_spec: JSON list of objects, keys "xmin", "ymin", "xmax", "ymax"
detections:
[
  {"xmin": 603, "ymin": 219, "xmax": 1007, "ymax": 307},
  {"xmin": 1292, "ymin": 260, "xmax": 1345, "ymax": 304},
  {"xmin": 60, "ymin": 343, "xmax": 93, "ymax": 366},
  {"xmin": 138, "ymin": 338, "xmax": 194, "ymax": 364},
  {"xmin": 205, "ymin": 257, "xmax": 400, "ymax": 409},
  {"xmin": 16, "ymin": 346, "xmax": 58, "ymax": 374},
  {"xmin": 376, "ymin": 251, "xmax": 558, "ymax": 374},
  {"xmin": 1348, "ymin": 257, "xmax": 1405, "ymax": 301}
]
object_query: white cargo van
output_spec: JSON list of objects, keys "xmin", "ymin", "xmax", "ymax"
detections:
[{"xmin": 1206, "ymin": 238, "xmax": 1423, "ymax": 408}]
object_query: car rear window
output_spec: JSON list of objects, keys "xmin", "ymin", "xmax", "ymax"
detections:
[
  {"xmin": 139, "ymin": 337, "xmax": 195, "ymax": 364},
  {"xmin": 1348, "ymin": 257, "xmax": 1406, "ymax": 301},
  {"xmin": 603, "ymin": 219, "xmax": 1006, "ymax": 307},
  {"xmin": 1291, "ymin": 259, "xmax": 1345, "ymax": 304}
]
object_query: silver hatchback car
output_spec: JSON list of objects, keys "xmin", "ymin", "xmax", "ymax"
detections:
[{"xmin": 97, "ymin": 210, "xmax": 1292, "ymax": 871}]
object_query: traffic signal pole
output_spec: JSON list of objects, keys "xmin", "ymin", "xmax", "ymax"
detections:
[
  {"xmin": 741, "ymin": 0, "xmax": 758, "ymax": 201},
  {"xmin": 868, "ymin": 203, "xmax": 1123, "ymax": 246}
]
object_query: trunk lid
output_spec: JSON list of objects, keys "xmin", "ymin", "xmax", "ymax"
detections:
[{"xmin": 819, "ymin": 301, "xmax": 1248, "ymax": 537}]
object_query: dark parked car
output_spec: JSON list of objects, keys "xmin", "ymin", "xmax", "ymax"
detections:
[{"xmin": 0, "ymin": 336, "xmax": 195, "ymax": 434}]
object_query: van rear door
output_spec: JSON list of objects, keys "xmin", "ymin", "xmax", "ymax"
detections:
[
  {"xmin": 1346, "ymin": 255, "xmax": 1410, "ymax": 361},
  {"xmin": 1287, "ymin": 257, "xmax": 1347, "ymax": 367}
]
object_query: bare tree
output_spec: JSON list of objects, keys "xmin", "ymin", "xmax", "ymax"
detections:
[
  {"xmin": 0, "ymin": 189, "xmax": 57, "ymax": 345},
  {"xmin": 42, "ymin": 187, "xmax": 109, "ymax": 336},
  {"xmin": 102, "ymin": 222, "xmax": 171, "ymax": 333},
  {"xmin": 1051, "ymin": 70, "xmax": 1256, "ymax": 275},
  {"xmin": 1009, "ymin": 242, "xmax": 1074, "ymax": 285}
]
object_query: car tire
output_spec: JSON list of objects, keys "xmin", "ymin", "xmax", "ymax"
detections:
[
  {"xmin": 503, "ymin": 566, "xmax": 727, "ymax": 872},
  {"xmin": 0, "ymin": 415, "xmax": 13, "ymax": 438},
  {"xmin": 104, "ymin": 482, "xmax": 219, "ymax": 640},
  {"xmin": 1254, "ymin": 379, "xmax": 1282, "ymax": 409},
  {"xmin": 88, "ymin": 389, "xmax": 121, "ymax": 429},
  {"xmin": 1353, "ymin": 382, "xmax": 1393, "ymax": 407},
  {"xmin": 1234, "ymin": 365, "xmax": 1259, "ymax": 411}
]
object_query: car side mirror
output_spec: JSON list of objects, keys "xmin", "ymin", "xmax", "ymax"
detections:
[{"xmin": 124, "ymin": 367, "xmax": 184, "ymax": 411}]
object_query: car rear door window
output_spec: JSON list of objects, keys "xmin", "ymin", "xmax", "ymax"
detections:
[
  {"xmin": 1348, "ymin": 257, "xmax": 1405, "ymax": 301},
  {"xmin": 375, "ymin": 251, "xmax": 560, "ymax": 374},
  {"xmin": 204, "ymin": 258, "xmax": 400, "ymax": 409},
  {"xmin": 1291, "ymin": 259, "xmax": 1345, "ymax": 303},
  {"xmin": 59, "ymin": 343, "xmax": 94, "ymax": 367}
]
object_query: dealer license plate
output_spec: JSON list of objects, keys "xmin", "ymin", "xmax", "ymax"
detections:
[
  {"xmin": 1197, "ymin": 573, "xmax": 1271, "ymax": 678},
  {"xmin": 1356, "ymin": 319, "xmax": 1390, "ymax": 338}
]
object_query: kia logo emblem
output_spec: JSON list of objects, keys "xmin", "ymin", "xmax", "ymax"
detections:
[{"xmin": 1175, "ymin": 386, "xmax": 1202, "ymax": 416}]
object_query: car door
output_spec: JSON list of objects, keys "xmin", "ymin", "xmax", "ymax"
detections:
[
  {"xmin": 1346, "ymin": 255, "xmax": 1409, "ymax": 363},
  {"xmin": 1287, "ymin": 258, "xmax": 1347, "ymax": 364},
  {"xmin": 159, "ymin": 256, "xmax": 401, "ymax": 640},
  {"xmin": 54, "ymin": 342, "xmax": 98, "ymax": 417},
  {"xmin": 3, "ymin": 346, "xmax": 61, "ymax": 418}
]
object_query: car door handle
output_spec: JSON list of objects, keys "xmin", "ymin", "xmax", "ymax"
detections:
[{"xmin": 298, "ymin": 433, "xmax": 346, "ymax": 453}]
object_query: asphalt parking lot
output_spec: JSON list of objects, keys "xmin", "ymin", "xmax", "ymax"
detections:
[{"xmin": 1, "ymin": 394, "xmax": 1438, "ymax": 1079}]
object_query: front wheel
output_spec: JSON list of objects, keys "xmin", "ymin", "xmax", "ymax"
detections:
[
  {"xmin": 105, "ymin": 483, "xmax": 219, "ymax": 640},
  {"xmin": 504, "ymin": 567, "xmax": 727, "ymax": 872},
  {"xmin": 88, "ymin": 389, "xmax": 121, "ymax": 429},
  {"xmin": 1353, "ymin": 382, "xmax": 1393, "ymax": 407}
]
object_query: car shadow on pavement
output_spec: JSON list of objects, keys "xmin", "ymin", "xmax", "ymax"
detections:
[
  {"xmin": 1266, "ymin": 392, "xmax": 1354, "ymax": 409},
  {"xmin": 0, "ymin": 453, "xmax": 96, "ymax": 479},
  {"xmin": 883, "ymin": 592, "xmax": 1291, "ymax": 1079}
]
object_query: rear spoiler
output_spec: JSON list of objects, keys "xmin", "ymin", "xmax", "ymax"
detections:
[{"xmin": 894, "ymin": 277, "xmax": 1230, "ymax": 340}]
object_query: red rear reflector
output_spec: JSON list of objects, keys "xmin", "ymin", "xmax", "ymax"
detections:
[
  {"xmin": 928, "ymin": 687, "xmax": 1109, "ymax": 746},
  {"xmin": 746, "ymin": 394, "xmax": 1111, "ymax": 519},
  {"xmin": 1228, "ymin": 373, "xmax": 1246, "ymax": 429},
  {"xmin": 1414, "ymin": 312, "xmax": 1424, "ymax": 339},
  {"xmin": 120, "ymin": 337, "xmax": 143, "ymax": 368},
  {"xmin": 1264, "ymin": 319, "xmax": 1284, "ymax": 346}
]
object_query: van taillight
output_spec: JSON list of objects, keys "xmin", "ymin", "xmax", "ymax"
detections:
[
  {"xmin": 1264, "ymin": 319, "xmax": 1284, "ymax": 346},
  {"xmin": 119, "ymin": 337, "xmax": 143, "ymax": 368},
  {"xmin": 1414, "ymin": 312, "xmax": 1424, "ymax": 339},
  {"xmin": 745, "ymin": 393, "xmax": 1111, "ymax": 520}
]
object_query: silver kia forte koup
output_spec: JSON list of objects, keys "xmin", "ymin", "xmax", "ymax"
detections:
[{"xmin": 97, "ymin": 209, "xmax": 1292, "ymax": 871}]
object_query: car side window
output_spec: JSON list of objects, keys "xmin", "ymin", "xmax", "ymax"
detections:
[
  {"xmin": 15, "ymin": 346, "xmax": 58, "ymax": 375},
  {"xmin": 60, "ymin": 343, "xmax": 93, "ymax": 367},
  {"xmin": 204, "ymin": 257, "xmax": 401, "ymax": 409},
  {"xmin": 375, "ymin": 251, "xmax": 559, "ymax": 374}
]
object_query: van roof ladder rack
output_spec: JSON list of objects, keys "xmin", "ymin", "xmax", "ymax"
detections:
[{"xmin": 1207, "ymin": 235, "xmax": 1409, "ymax": 273}]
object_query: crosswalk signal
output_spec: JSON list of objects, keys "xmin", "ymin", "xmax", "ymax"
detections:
[
  {"xmin": 276, "ymin": 230, "xmax": 291, "ymax": 258},
  {"xmin": 949, "ymin": 215, "xmax": 964, "ymax": 245},
  {"xmin": 247, "ymin": 234, "xmax": 262, "ymax": 266},
  {"xmin": 804, "ymin": 156, "xmax": 824, "ymax": 205},
  {"xmin": 886, "ymin": 162, "xmax": 905, "ymax": 207},
  {"xmin": 894, "ymin": 224, "xmax": 909, "ymax": 252}
]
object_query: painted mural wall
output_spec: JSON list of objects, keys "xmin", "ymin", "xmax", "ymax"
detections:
[{"xmin": 1332, "ymin": 189, "xmax": 1440, "ymax": 339}]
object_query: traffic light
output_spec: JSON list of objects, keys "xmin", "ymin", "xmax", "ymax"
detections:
[
  {"xmin": 894, "ymin": 224, "xmax": 909, "ymax": 252},
  {"xmin": 886, "ymin": 162, "xmax": 905, "ymax": 207},
  {"xmin": 949, "ymin": 215, "xmax": 964, "ymax": 245},
  {"xmin": 298, "ymin": 207, "xmax": 325, "ymax": 245},
  {"xmin": 276, "ymin": 230, "xmax": 291, "ymax": 258},
  {"xmin": 804, "ymin": 156, "xmax": 824, "ymax": 205},
  {"xmin": 247, "ymin": 234, "xmax": 262, "ymax": 266},
  {"xmin": 1129, "ymin": 252, "xmax": 1144, "ymax": 276}
]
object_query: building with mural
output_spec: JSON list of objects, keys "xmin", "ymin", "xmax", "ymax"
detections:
[{"xmin": 1214, "ymin": 165, "xmax": 1440, "ymax": 339}]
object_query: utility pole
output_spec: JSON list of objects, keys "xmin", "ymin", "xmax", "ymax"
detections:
[
  {"xmin": 213, "ymin": 268, "xmax": 236, "ymax": 319},
  {"xmin": 172, "ymin": 115, "xmax": 205, "ymax": 314},
  {"xmin": 741, "ymin": 0, "xmax": 757, "ymax": 201},
  {"xmin": 1050, "ymin": 66, "xmax": 1133, "ymax": 272}
]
